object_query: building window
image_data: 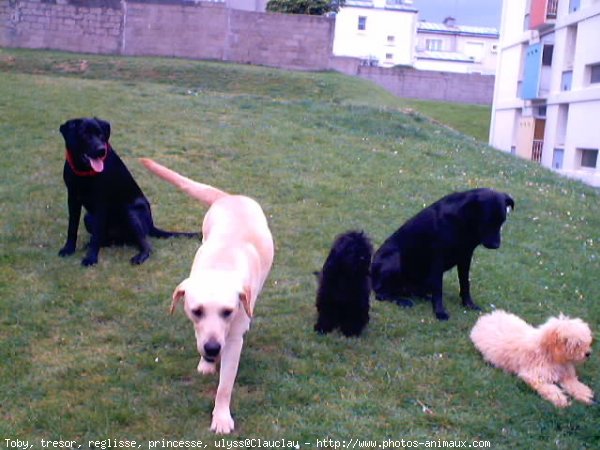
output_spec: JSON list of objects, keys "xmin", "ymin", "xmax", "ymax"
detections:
[
  {"xmin": 589, "ymin": 63, "xmax": 600, "ymax": 84},
  {"xmin": 561, "ymin": 71, "xmax": 573, "ymax": 91},
  {"xmin": 387, "ymin": 35, "xmax": 395, "ymax": 43},
  {"xmin": 552, "ymin": 148, "xmax": 564, "ymax": 169},
  {"xmin": 426, "ymin": 39, "xmax": 442, "ymax": 51},
  {"xmin": 358, "ymin": 16, "xmax": 367, "ymax": 31},
  {"xmin": 385, "ymin": 53, "xmax": 393, "ymax": 60},
  {"xmin": 536, "ymin": 105, "xmax": 547, "ymax": 118},
  {"xmin": 580, "ymin": 149, "xmax": 598, "ymax": 168},
  {"xmin": 569, "ymin": 0, "xmax": 581, "ymax": 13},
  {"xmin": 542, "ymin": 45, "xmax": 553, "ymax": 66}
]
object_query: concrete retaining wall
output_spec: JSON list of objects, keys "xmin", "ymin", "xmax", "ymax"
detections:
[{"xmin": 356, "ymin": 65, "xmax": 495, "ymax": 105}]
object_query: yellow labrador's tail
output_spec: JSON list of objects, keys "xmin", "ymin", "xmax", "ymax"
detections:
[{"xmin": 140, "ymin": 158, "xmax": 228, "ymax": 206}]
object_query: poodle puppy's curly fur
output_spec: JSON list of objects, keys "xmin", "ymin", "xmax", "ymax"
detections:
[
  {"xmin": 470, "ymin": 310, "xmax": 594, "ymax": 407},
  {"xmin": 314, "ymin": 231, "xmax": 373, "ymax": 337}
]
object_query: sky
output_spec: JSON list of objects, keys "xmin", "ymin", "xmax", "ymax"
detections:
[{"xmin": 415, "ymin": 0, "xmax": 503, "ymax": 28}]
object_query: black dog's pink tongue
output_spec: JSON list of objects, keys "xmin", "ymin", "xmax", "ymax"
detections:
[{"xmin": 90, "ymin": 158, "xmax": 104, "ymax": 173}]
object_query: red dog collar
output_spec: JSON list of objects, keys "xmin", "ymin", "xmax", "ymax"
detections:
[{"xmin": 65, "ymin": 143, "xmax": 110, "ymax": 177}]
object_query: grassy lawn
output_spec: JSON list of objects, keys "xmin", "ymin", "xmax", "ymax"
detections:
[
  {"xmin": 1, "ymin": 48, "xmax": 598, "ymax": 449},
  {"xmin": 401, "ymin": 98, "xmax": 491, "ymax": 143}
]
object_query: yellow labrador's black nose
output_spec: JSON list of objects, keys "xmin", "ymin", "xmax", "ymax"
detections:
[{"xmin": 204, "ymin": 340, "xmax": 221, "ymax": 358}]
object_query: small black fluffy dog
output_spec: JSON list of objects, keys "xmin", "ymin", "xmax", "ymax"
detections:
[
  {"xmin": 59, "ymin": 117, "xmax": 197, "ymax": 266},
  {"xmin": 371, "ymin": 188, "xmax": 514, "ymax": 321},
  {"xmin": 314, "ymin": 231, "xmax": 373, "ymax": 337}
]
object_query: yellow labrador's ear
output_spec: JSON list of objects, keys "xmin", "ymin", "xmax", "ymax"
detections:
[
  {"xmin": 170, "ymin": 279, "xmax": 189, "ymax": 315},
  {"xmin": 239, "ymin": 287, "xmax": 253, "ymax": 318}
]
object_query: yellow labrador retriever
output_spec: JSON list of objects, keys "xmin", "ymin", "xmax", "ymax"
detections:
[{"xmin": 140, "ymin": 158, "xmax": 274, "ymax": 434}]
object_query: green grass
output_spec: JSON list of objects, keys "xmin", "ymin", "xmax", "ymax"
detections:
[
  {"xmin": 0, "ymin": 48, "xmax": 491, "ymax": 142},
  {"xmin": 1, "ymin": 48, "xmax": 598, "ymax": 449},
  {"xmin": 401, "ymin": 98, "xmax": 492, "ymax": 142}
]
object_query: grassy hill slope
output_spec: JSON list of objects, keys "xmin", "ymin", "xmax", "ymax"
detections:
[{"xmin": 1, "ymin": 49, "xmax": 598, "ymax": 448}]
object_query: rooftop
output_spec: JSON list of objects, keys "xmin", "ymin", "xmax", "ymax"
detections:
[
  {"xmin": 344, "ymin": 0, "xmax": 418, "ymax": 12},
  {"xmin": 418, "ymin": 21, "xmax": 499, "ymax": 38},
  {"xmin": 415, "ymin": 50, "xmax": 476, "ymax": 63}
]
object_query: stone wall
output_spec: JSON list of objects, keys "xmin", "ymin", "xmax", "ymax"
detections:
[
  {"xmin": 0, "ymin": 0, "xmax": 123, "ymax": 54},
  {"xmin": 122, "ymin": 2, "xmax": 229, "ymax": 61},
  {"xmin": 0, "ymin": 0, "xmax": 335, "ymax": 70},
  {"xmin": 226, "ymin": 8, "xmax": 333, "ymax": 70}
]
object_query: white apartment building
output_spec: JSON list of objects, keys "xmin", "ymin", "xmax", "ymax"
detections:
[
  {"xmin": 414, "ymin": 18, "xmax": 499, "ymax": 74},
  {"xmin": 490, "ymin": 0, "xmax": 600, "ymax": 187},
  {"xmin": 332, "ymin": 0, "xmax": 418, "ymax": 67}
]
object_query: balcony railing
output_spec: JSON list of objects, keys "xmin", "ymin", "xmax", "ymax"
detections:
[
  {"xmin": 547, "ymin": 0, "xmax": 558, "ymax": 18},
  {"xmin": 532, "ymin": 140, "xmax": 544, "ymax": 163}
]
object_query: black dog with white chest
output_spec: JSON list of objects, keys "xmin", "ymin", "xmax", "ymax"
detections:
[
  {"xmin": 315, "ymin": 230, "xmax": 373, "ymax": 337},
  {"xmin": 371, "ymin": 188, "xmax": 514, "ymax": 321},
  {"xmin": 58, "ymin": 117, "xmax": 197, "ymax": 266}
]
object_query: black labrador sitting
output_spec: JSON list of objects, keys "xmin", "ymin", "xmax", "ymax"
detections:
[
  {"xmin": 371, "ymin": 188, "xmax": 514, "ymax": 321},
  {"xmin": 58, "ymin": 117, "xmax": 197, "ymax": 266}
]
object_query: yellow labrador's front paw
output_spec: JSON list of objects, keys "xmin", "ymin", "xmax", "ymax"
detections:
[
  {"xmin": 197, "ymin": 358, "xmax": 217, "ymax": 375},
  {"xmin": 211, "ymin": 410, "xmax": 234, "ymax": 434}
]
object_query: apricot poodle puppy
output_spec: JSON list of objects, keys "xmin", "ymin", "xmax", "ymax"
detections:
[{"xmin": 470, "ymin": 310, "xmax": 594, "ymax": 407}]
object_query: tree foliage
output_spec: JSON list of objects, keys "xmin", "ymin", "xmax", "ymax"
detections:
[{"xmin": 266, "ymin": 0, "xmax": 345, "ymax": 16}]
